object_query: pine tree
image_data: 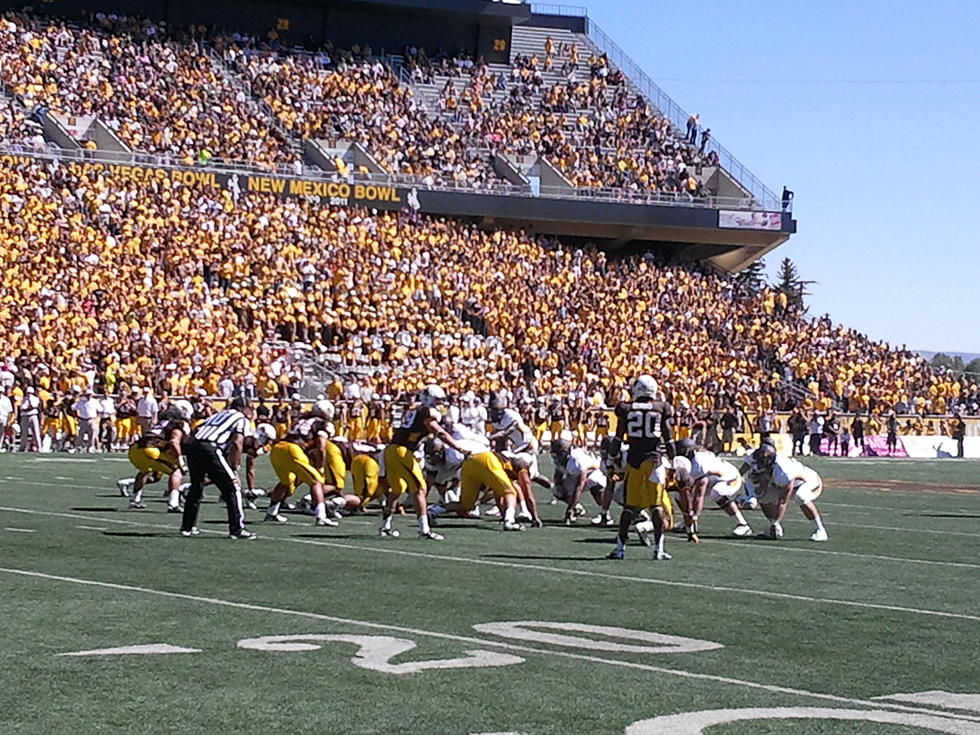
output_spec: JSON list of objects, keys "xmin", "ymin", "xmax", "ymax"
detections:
[
  {"xmin": 733, "ymin": 258, "xmax": 766, "ymax": 297},
  {"xmin": 773, "ymin": 257, "xmax": 814, "ymax": 311}
]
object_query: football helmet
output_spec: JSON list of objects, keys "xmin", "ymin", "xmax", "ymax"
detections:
[
  {"xmin": 550, "ymin": 437, "xmax": 572, "ymax": 463},
  {"xmin": 420, "ymin": 384, "xmax": 447, "ymax": 408},
  {"xmin": 631, "ymin": 374, "xmax": 658, "ymax": 401},
  {"xmin": 172, "ymin": 399, "xmax": 194, "ymax": 421},
  {"xmin": 599, "ymin": 435, "xmax": 622, "ymax": 459},
  {"xmin": 255, "ymin": 422, "xmax": 278, "ymax": 446},
  {"xmin": 675, "ymin": 438, "xmax": 697, "ymax": 458},
  {"xmin": 753, "ymin": 443, "xmax": 777, "ymax": 470},
  {"xmin": 312, "ymin": 399, "xmax": 335, "ymax": 420},
  {"xmin": 488, "ymin": 392, "xmax": 508, "ymax": 422}
]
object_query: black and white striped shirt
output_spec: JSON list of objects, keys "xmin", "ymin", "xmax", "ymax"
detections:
[{"xmin": 192, "ymin": 409, "xmax": 247, "ymax": 450}]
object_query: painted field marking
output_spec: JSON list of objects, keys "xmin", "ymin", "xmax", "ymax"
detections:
[
  {"xmin": 76, "ymin": 525, "xmax": 109, "ymax": 532},
  {"xmin": 3, "ymin": 527, "xmax": 35, "ymax": 533},
  {"xmin": 238, "ymin": 634, "xmax": 524, "ymax": 675},
  {"xmin": 626, "ymin": 707, "xmax": 977, "ymax": 734},
  {"xmin": 708, "ymin": 538, "xmax": 980, "ymax": 571},
  {"xmin": 59, "ymin": 644, "xmax": 201, "ymax": 657},
  {"xmin": 874, "ymin": 692, "xmax": 980, "ymax": 714},
  {"xmin": 1, "ymin": 505, "xmax": 977, "ymax": 622},
  {"xmin": 2, "ymin": 565, "xmax": 978, "ymax": 725}
]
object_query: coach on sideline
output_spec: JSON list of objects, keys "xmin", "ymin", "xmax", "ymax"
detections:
[{"xmin": 180, "ymin": 396, "xmax": 256, "ymax": 540}]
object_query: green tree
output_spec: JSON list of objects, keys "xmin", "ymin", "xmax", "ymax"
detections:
[
  {"xmin": 733, "ymin": 258, "xmax": 766, "ymax": 297},
  {"xmin": 930, "ymin": 353, "xmax": 965, "ymax": 372},
  {"xmin": 965, "ymin": 357, "xmax": 980, "ymax": 377},
  {"xmin": 773, "ymin": 257, "xmax": 814, "ymax": 311}
]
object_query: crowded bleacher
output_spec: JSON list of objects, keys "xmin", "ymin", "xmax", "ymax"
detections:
[{"xmin": 0, "ymin": 8, "xmax": 973, "ymax": 457}]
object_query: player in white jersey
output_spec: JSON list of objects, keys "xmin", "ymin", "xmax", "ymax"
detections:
[
  {"xmin": 753, "ymin": 445, "xmax": 828, "ymax": 542},
  {"xmin": 458, "ymin": 392, "xmax": 488, "ymax": 435},
  {"xmin": 554, "ymin": 444, "xmax": 607, "ymax": 525},
  {"xmin": 674, "ymin": 439, "xmax": 753, "ymax": 541},
  {"xmin": 488, "ymin": 395, "xmax": 540, "ymax": 474}
]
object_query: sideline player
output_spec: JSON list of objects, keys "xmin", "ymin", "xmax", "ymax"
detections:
[
  {"xmin": 753, "ymin": 445, "xmax": 829, "ymax": 542},
  {"xmin": 608, "ymin": 375, "xmax": 674, "ymax": 561},
  {"xmin": 673, "ymin": 439, "xmax": 753, "ymax": 541},
  {"xmin": 381, "ymin": 384, "xmax": 470, "ymax": 540}
]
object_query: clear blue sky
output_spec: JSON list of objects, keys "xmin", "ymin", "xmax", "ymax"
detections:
[{"xmin": 566, "ymin": 0, "xmax": 980, "ymax": 354}]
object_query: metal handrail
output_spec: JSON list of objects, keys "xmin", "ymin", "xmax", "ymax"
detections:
[
  {"xmin": 0, "ymin": 142, "xmax": 778, "ymax": 211},
  {"xmin": 583, "ymin": 18, "xmax": 782, "ymax": 209}
]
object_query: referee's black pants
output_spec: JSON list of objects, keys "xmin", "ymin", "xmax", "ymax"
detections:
[{"xmin": 180, "ymin": 439, "xmax": 246, "ymax": 535}]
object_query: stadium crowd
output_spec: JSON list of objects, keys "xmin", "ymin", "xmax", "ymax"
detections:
[
  {"xmin": 0, "ymin": 151, "xmax": 971, "ymax": 456},
  {"xmin": 0, "ymin": 12, "xmax": 294, "ymax": 165}
]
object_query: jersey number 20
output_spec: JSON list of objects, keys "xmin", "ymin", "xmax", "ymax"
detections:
[{"xmin": 627, "ymin": 411, "xmax": 661, "ymax": 439}]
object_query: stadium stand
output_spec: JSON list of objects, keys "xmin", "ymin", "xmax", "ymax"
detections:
[
  {"xmin": 0, "ymin": 151, "xmax": 957, "ymax": 420},
  {"xmin": 0, "ymin": 13, "xmax": 296, "ymax": 165}
]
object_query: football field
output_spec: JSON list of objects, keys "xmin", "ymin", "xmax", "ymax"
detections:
[{"xmin": 1, "ymin": 454, "xmax": 978, "ymax": 734}]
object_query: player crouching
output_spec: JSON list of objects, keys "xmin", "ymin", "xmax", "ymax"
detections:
[
  {"xmin": 752, "ymin": 445, "xmax": 829, "ymax": 542},
  {"xmin": 122, "ymin": 400, "xmax": 193, "ymax": 512},
  {"xmin": 672, "ymin": 439, "xmax": 753, "ymax": 542}
]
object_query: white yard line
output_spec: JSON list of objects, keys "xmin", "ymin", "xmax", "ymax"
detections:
[
  {"xmin": 1, "ymin": 564, "xmax": 977, "ymax": 725},
  {"xmin": 707, "ymin": 538, "xmax": 980, "ymax": 570},
  {"xmin": 3, "ymin": 527, "xmax": 35, "ymax": 533},
  {"xmin": 0, "ymin": 505, "xmax": 977, "ymax": 622}
]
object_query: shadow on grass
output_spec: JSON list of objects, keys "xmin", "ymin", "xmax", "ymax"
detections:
[
  {"xmin": 101, "ymin": 531, "xmax": 176, "ymax": 538},
  {"xmin": 917, "ymin": 513, "xmax": 980, "ymax": 519},
  {"xmin": 70, "ymin": 506, "xmax": 120, "ymax": 512},
  {"xmin": 290, "ymin": 533, "xmax": 376, "ymax": 541}
]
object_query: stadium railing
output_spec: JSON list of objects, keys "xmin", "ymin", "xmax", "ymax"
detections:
[{"xmin": 0, "ymin": 142, "xmax": 778, "ymax": 212}]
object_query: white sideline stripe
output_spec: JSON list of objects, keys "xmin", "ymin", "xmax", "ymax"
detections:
[
  {"xmin": 708, "ymin": 539, "xmax": 980, "ymax": 571},
  {"xmin": 3, "ymin": 527, "xmax": 36, "ymax": 533},
  {"xmin": 0, "ymin": 506, "xmax": 977, "ymax": 622},
  {"xmin": 1, "ymin": 564, "xmax": 978, "ymax": 725}
]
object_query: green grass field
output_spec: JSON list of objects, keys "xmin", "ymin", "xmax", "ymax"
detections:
[{"xmin": 1, "ymin": 454, "xmax": 978, "ymax": 735}]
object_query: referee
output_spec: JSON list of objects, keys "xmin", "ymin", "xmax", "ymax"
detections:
[{"xmin": 180, "ymin": 396, "xmax": 255, "ymax": 540}]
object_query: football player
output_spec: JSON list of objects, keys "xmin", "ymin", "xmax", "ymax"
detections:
[
  {"xmin": 459, "ymin": 391, "xmax": 488, "ymax": 435},
  {"xmin": 381, "ymin": 384, "xmax": 471, "ymax": 541},
  {"xmin": 673, "ymin": 439, "xmax": 753, "ymax": 541},
  {"xmin": 122, "ymin": 399, "xmax": 193, "ymax": 512},
  {"xmin": 607, "ymin": 375, "xmax": 674, "ymax": 561},
  {"xmin": 552, "ymin": 439, "xmax": 606, "ymax": 525},
  {"xmin": 752, "ymin": 445, "xmax": 829, "ymax": 542},
  {"xmin": 592, "ymin": 435, "xmax": 623, "ymax": 527}
]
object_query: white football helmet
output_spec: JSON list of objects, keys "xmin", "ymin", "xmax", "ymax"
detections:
[
  {"xmin": 631, "ymin": 374, "xmax": 659, "ymax": 401},
  {"xmin": 172, "ymin": 399, "xmax": 194, "ymax": 420},
  {"xmin": 312, "ymin": 399, "xmax": 335, "ymax": 420},
  {"xmin": 256, "ymin": 422, "xmax": 278, "ymax": 446},
  {"xmin": 419, "ymin": 384, "xmax": 447, "ymax": 408}
]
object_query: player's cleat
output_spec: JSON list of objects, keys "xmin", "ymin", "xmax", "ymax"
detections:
[
  {"xmin": 485, "ymin": 506, "xmax": 501, "ymax": 517},
  {"xmin": 117, "ymin": 480, "xmax": 131, "ymax": 497},
  {"xmin": 573, "ymin": 503, "xmax": 587, "ymax": 517},
  {"xmin": 516, "ymin": 511, "xmax": 532, "ymax": 523},
  {"xmin": 530, "ymin": 518, "xmax": 544, "ymax": 529},
  {"xmin": 419, "ymin": 530, "xmax": 444, "ymax": 541},
  {"xmin": 314, "ymin": 517, "xmax": 339, "ymax": 527},
  {"xmin": 762, "ymin": 522, "xmax": 784, "ymax": 540},
  {"xmin": 635, "ymin": 520, "xmax": 654, "ymax": 547},
  {"xmin": 732, "ymin": 523, "xmax": 753, "ymax": 537},
  {"xmin": 653, "ymin": 550, "xmax": 672, "ymax": 561},
  {"xmin": 179, "ymin": 527, "xmax": 200, "ymax": 537},
  {"xmin": 379, "ymin": 528, "xmax": 400, "ymax": 538},
  {"xmin": 244, "ymin": 498, "xmax": 258, "ymax": 511},
  {"xmin": 263, "ymin": 513, "xmax": 288, "ymax": 523},
  {"xmin": 810, "ymin": 528, "xmax": 829, "ymax": 542},
  {"xmin": 502, "ymin": 520, "xmax": 524, "ymax": 532},
  {"xmin": 591, "ymin": 513, "xmax": 616, "ymax": 527},
  {"xmin": 166, "ymin": 504, "xmax": 183, "ymax": 514},
  {"xmin": 606, "ymin": 548, "xmax": 625, "ymax": 560},
  {"xmin": 229, "ymin": 529, "xmax": 257, "ymax": 540},
  {"xmin": 743, "ymin": 496, "xmax": 759, "ymax": 510},
  {"xmin": 128, "ymin": 500, "xmax": 146, "ymax": 510}
]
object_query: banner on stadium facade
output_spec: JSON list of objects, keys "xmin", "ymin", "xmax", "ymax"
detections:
[
  {"xmin": 0, "ymin": 157, "xmax": 418, "ymax": 211},
  {"xmin": 718, "ymin": 210, "xmax": 782, "ymax": 230}
]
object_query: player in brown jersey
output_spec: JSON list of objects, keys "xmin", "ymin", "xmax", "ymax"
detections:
[
  {"xmin": 608, "ymin": 375, "xmax": 675, "ymax": 561},
  {"xmin": 382, "ymin": 384, "xmax": 471, "ymax": 540}
]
